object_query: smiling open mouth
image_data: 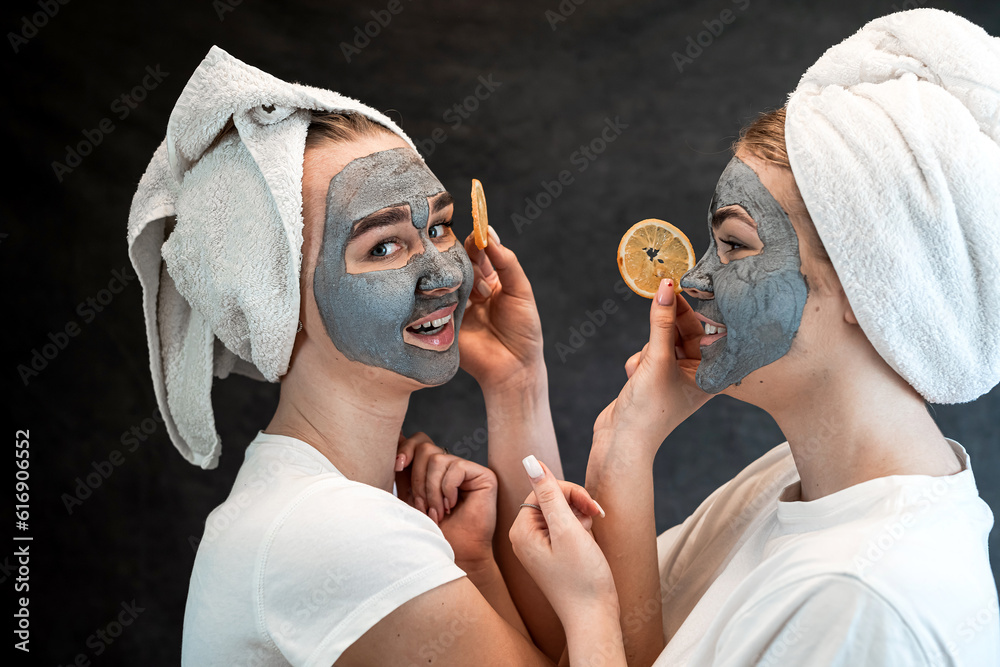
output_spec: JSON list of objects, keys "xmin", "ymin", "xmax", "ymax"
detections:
[
  {"xmin": 694, "ymin": 313, "xmax": 728, "ymax": 346},
  {"xmin": 407, "ymin": 314, "xmax": 452, "ymax": 335},
  {"xmin": 403, "ymin": 303, "xmax": 458, "ymax": 350}
]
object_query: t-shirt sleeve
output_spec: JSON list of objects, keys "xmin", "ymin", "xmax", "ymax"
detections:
[
  {"xmin": 711, "ymin": 575, "xmax": 933, "ymax": 667},
  {"xmin": 255, "ymin": 480, "xmax": 467, "ymax": 667}
]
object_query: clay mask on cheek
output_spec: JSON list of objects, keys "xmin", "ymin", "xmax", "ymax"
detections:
[
  {"xmin": 312, "ymin": 147, "xmax": 474, "ymax": 385},
  {"xmin": 680, "ymin": 157, "xmax": 809, "ymax": 393}
]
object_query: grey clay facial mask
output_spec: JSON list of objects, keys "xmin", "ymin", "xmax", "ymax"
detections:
[
  {"xmin": 680, "ymin": 156, "xmax": 809, "ymax": 393},
  {"xmin": 313, "ymin": 147, "xmax": 474, "ymax": 386}
]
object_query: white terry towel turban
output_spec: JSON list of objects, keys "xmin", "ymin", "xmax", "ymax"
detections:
[
  {"xmin": 785, "ymin": 8, "xmax": 1000, "ymax": 404},
  {"xmin": 127, "ymin": 46, "xmax": 417, "ymax": 468}
]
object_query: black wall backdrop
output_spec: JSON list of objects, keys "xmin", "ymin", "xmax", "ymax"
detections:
[{"xmin": 6, "ymin": 0, "xmax": 999, "ymax": 663}]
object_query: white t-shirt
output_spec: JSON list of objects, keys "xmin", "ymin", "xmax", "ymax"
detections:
[
  {"xmin": 182, "ymin": 431, "xmax": 466, "ymax": 666},
  {"xmin": 655, "ymin": 439, "xmax": 999, "ymax": 666}
]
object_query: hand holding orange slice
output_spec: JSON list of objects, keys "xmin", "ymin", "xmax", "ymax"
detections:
[
  {"xmin": 617, "ymin": 219, "xmax": 695, "ymax": 298},
  {"xmin": 471, "ymin": 178, "xmax": 489, "ymax": 249}
]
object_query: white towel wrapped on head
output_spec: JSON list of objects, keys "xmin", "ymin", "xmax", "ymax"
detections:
[
  {"xmin": 127, "ymin": 46, "xmax": 418, "ymax": 468},
  {"xmin": 785, "ymin": 8, "xmax": 1000, "ymax": 404}
]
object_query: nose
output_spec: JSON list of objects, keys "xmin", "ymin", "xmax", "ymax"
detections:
[
  {"xmin": 680, "ymin": 255, "xmax": 715, "ymax": 300},
  {"xmin": 416, "ymin": 242, "xmax": 463, "ymax": 296}
]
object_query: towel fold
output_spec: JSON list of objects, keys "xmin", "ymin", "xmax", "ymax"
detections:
[
  {"xmin": 127, "ymin": 46, "xmax": 417, "ymax": 468},
  {"xmin": 785, "ymin": 8, "xmax": 1000, "ymax": 403}
]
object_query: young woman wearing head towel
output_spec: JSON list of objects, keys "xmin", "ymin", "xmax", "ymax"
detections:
[
  {"xmin": 508, "ymin": 8, "xmax": 1000, "ymax": 666},
  {"xmin": 128, "ymin": 48, "xmax": 599, "ymax": 665}
]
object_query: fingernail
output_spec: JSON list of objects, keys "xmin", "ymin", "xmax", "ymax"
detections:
[
  {"xmin": 415, "ymin": 496, "xmax": 426, "ymax": 512},
  {"xmin": 522, "ymin": 455, "xmax": 543, "ymax": 481},
  {"xmin": 476, "ymin": 281, "xmax": 491, "ymax": 298},
  {"xmin": 429, "ymin": 507, "xmax": 439, "ymax": 523},
  {"xmin": 443, "ymin": 497, "xmax": 451, "ymax": 512},
  {"xmin": 395, "ymin": 454, "xmax": 406, "ymax": 472},
  {"xmin": 656, "ymin": 279, "xmax": 674, "ymax": 306},
  {"xmin": 594, "ymin": 500, "xmax": 606, "ymax": 519},
  {"xmin": 488, "ymin": 226, "xmax": 501, "ymax": 246},
  {"xmin": 480, "ymin": 256, "xmax": 496, "ymax": 279}
]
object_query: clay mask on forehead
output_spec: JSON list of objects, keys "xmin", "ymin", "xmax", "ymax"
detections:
[
  {"xmin": 680, "ymin": 156, "xmax": 809, "ymax": 393},
  {"xmin": 313, "ymin": 147, "xmax": 474, "ymax": 386}
]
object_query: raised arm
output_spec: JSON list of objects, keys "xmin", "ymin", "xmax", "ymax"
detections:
[
  {"xmin": 586, "ymin": 279, "xmax": 711, "ymax": 667},
  {"xmin": 459, "ymin": 229, "xmax": 567, "ymax": 659}
]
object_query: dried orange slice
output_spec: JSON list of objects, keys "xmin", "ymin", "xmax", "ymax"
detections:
[
  {"xmin": 471, "ymin": 178, "xmax": 488, "ymax": 249},
  {"xmin": 617, "ymin": 219, "xmax": 695, "ymax": 298}
]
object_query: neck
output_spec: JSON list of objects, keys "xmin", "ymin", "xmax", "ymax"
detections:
[
  {"xmin": 265, "ymin": 360, "xmax": 412, "ymax": 492},
  {"xmin": 757, "ymin": 360, "xmax": 961, "ymax": 502}
]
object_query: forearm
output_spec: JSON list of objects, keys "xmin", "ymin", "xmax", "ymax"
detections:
[
  {"xmin": 586, "ymin": 434, "xmax": 663, "ymax": 667},
  {"xmin": 563, "ymin": 605, "xmax": 627, "ymax": 667},
  {"xmin": 485, "ymin": 365, "xmax": 567, "ymax": 659},
  {"xmin": 461, "ymin": 557, "xmax": 531, "ymax": 640}
]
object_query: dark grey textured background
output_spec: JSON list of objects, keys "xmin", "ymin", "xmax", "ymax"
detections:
[{"xmin": 5, "ymin": 0, "xmax": 999, "ymax": 663}]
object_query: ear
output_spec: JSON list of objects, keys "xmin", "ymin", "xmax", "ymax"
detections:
[{"xmin": 844, "ymin": 295, "xmax": 859, "ymax": 325}]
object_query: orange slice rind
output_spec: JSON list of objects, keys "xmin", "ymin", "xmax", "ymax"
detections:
[
  {"xmin": 617, "ymin": 219, "xmax": 695, "ymax": 299},
  {"xmin": 471, "ymin": 178, "xmax": 488, "ymax": 249}
]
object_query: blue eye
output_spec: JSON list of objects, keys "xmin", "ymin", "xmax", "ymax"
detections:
[
  {"xmin": 429, "ymin": 221, "xmax": 453, "ymax": 239},
  {"xmin": 370, "ymin": 240, "xmax": 400, "ymax": 258}
]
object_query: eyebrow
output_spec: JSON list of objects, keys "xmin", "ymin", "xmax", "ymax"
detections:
[
  {"xmin": 346, "ymin": 192, "xmax": 456, "ymax": 243},
  {"xmin": 711, "ymin": 206, "xmax": 757, "ymax": 231},
  {"xmin": 431, "ymin": 191, "xmax": 454, "ymax": 213},
  {"xmin": 348, "ymin": 206, "xmax": 410, "ymax": 243}
]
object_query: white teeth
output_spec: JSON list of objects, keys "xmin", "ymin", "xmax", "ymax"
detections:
[
  {"xmin": 704, "ymin": 323, "xmax": 727, "ymax": 335},
  {"xmin": 412, "ymin": 314, "xmax": 452, "ymax": 332}
]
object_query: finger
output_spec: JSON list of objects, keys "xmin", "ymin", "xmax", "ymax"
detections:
[
  {"xmin": 562, "ymin": 482, "xmax": 606, "ymax": 519},
  {"xmin": 409, "ymin": 439, "xmax": 441, "ymax": 514},
  {"xmin": 646, "ymin": 278, "xmax": 678, "ymax": 362},
  {"xmin": 424, "ymin": 455, "xmax": 450, "ymax": 523},
  {"xmin": 482, "ymin": 228, "xmax": 534, "ymax": 301},
  {"xmin": 521, "ymin": 456, "xmax": 578, "ymax": 543},
  {"xmin": 395, "ymin": 431, "xmax": 435, "ymax": 472},
  {"xmin": 463, "ymin": 233, "xmax": 485, "ymax": 266},
  {"xmin": 674, "ymin": 294, "xmax": 705, "ymax": 359},
  {"xmin": 441, "ymin": 461, "xmax": 468, "ymax": 513},
  {"xmin": 466, "ymin": 259, "xmax": 491, "ymax": 304},
  {"xmin": 624, "ymin": 350, "xmax": 641, "ymax": 378},
  {"xmin": 395, "ymin": 431, "xmax": 408, "ymax": 471},
  {"xmin": 394, "ymin": 467, "xmax": 413, "ymax": 506}
]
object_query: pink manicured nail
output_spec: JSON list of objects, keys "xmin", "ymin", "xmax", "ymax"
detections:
[
  {"xmin": 476, "ymin": 281, "xmax": 491, "ymax": 298},
  {"xmin": 444, "ymin": 497, "xmax": 451, "ymax": 513},
  {"xmin": 395, "ymin": 454, "xmax": 406, "ymax": 472},
  {"xmin": 656, "ymin": 279, "xmax": 674, "ymax": 306},
  {"xmin": 429, "ymin": 507, "xmax": 439, "ymax": 523},
  {"xmin": 488, "ymin": 226, "xmax": 501, "ymax": 246},
  {"xmin": 593, "ymin": 500, "xmax": 606, "ymax": 519}
]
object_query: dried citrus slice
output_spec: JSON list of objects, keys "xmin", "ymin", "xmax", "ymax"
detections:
[
  {"xmin": 471, "ymin": 178, "xmax": 489, "ymax": 249},
  {"xmin": 617, "ymin": 219, "xmax": 695, "ymax": 298}
]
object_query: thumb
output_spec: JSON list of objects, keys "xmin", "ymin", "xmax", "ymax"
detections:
[
  {"xmin": 646, "ymin": 278, "xmax": 677, "ymax": 361},
  {"xmin": 522, "ymin": 455, "xmax": 576, "ymax": 542}
]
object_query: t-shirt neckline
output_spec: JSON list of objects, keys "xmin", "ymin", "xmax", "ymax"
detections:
[{"xmin": 775, "ymin": 438, "xmax": 975, "ymax": 526}]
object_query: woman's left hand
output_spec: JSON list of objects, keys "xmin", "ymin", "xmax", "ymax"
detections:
[
  {"xmin": 395, "ymin": 431, "xmax": 498, "ymax": 570},
  {"xmin": 458, "ymin": 229, "xmax": 545, "ymax": 393},
  {"xmin": 593, "ymin": 279, "xmax": 713, "ymax": 452}
]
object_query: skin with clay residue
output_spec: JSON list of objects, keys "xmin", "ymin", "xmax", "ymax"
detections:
[
  {"xmin": 680, "ymin": 156, "xmax": 809, "ymax": 393},
  {"xmin": 313, "ymin": 148, "xmax": 474, "ymax": 386}
]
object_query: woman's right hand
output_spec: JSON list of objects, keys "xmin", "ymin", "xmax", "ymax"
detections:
[
  {"xmin": 509, "ymin": 456, "xmax": 616, "ymax": 624},
  {"xmin": 593, "ymin": 278, "xmax": 713, "ymax": 452},
  {"xmin": 510, "ymin": 456, "xmax": 627, "ymax": 666}
]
